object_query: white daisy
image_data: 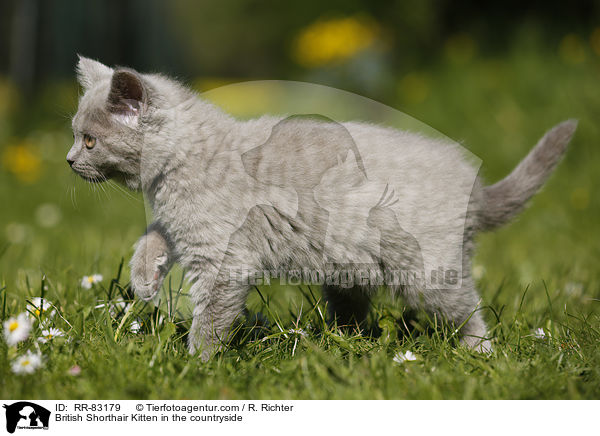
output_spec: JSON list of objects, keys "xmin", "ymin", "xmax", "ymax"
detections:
[
  {"xmin": 535, "ymin": 328, "xmax": 546, "ymax": 339},
  {"xmin": 11, "ymin": 350, "xmax": 43, "ymax": 374},
  {"xmin": 130, "ymin": 320, "xmax": 142, "ymax": 333},
  {"xmin": 393, "ymin": 350, "xmax": 417, "ymax": 364},
  {"xmin": 38, "ymin": 327, "xmax": 64, "ymax": 344},
  {"xmin": 81, "ymin": 274, "xmax": 103, "ymax": 289},
  {"xmin": 287, "ymin": 328, "xmax": 307, "ymax": 337},
  {"xmin": 28, "ymin": 297, "xmax": 56, "ymax": 319},
  {"xmin": 3, "ymin": 313, "xmax": 32, "ymax": 346}
]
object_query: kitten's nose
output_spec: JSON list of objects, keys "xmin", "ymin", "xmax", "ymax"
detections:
[{"xmin": 67, "ymin": 157, "xmax": 74, "ymax": 167}]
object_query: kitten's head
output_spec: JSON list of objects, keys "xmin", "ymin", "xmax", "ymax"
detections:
[{"xmin": 67, "ymin": 56, "xmax": 150, "ymax": 190}]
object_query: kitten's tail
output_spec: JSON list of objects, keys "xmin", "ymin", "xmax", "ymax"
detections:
[{"xmin": 479, "ymin": 120, "xmax": 577, "ymax": 231}]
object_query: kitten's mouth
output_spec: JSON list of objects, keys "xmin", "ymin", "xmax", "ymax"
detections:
[{"xmin": 69, "ymin": 162, "xmax": 112, "ymax": 183}]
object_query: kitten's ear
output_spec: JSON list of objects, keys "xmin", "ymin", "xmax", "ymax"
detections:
[
  {"xmin": 76, "ymin": 55, "xmax": 113, "ymax": 90},
  {"xmin": 107, "ymin": 69, "xmax": 147, "ymax": 125}
]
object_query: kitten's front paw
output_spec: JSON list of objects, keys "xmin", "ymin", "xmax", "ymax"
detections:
[
  {"xmin": 131, "ymin": 253, "xmax": 168, "ymax": 301},
  {"xmin": 130, "ymin": 231, "xmax": 170, "ymax": 301}
]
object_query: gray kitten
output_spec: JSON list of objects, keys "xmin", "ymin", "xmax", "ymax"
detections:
[{"xmin": 67, "ymin": 56, "xmax": 576, "ymax": 359}]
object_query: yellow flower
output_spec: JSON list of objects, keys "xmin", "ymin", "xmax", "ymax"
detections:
[
  {"xmin": 1, "ymin": 141, "xmax": 42, "ymax": 183},
  {"xmin": 293, "ymin": 15, "xmax": 379, "ymax": 68}
]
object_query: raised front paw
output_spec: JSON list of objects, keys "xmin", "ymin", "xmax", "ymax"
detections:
[{"xmin": 130, "ymin": 230, "xmax": 171, "ymax": 301}]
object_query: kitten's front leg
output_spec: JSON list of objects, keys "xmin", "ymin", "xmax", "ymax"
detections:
[
  {"xmin": 130, "ymin": 225, "xmax": 172, "ymax": 301},
  {"xmin": 188, "ymin": 278, "xmax": 250, "ymax": 361},
  {"xmin": 187, "ymin": 208, "xmax": 265, "ymax": 359},
  {"xmin": 186, "ymin": 258, "xmax": 253, "ymax": 361}
]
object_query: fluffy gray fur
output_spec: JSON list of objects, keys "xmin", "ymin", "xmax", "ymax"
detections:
[{"xmin": 68, "ymin": 56, "xmax": 577, "ymax": 359}]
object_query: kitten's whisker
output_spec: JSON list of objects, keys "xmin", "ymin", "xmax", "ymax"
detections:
[
  {"xmin": 108, "ymin": 180, "xmax": 142, "ymax": 203},
  {"xmin": 71, "ymin": 180, "xmax": 78, "ymax": 209},
  {"xmin": 98, "ymin": 179, "xmax": 109, "ymax": 201},
  {"xmin": 98, "ymin": 174, "xmax": 111, "ymax": 200}
]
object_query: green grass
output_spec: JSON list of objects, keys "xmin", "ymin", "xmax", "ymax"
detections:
[{"xmin": 1, "ymin": 45, "xmax": 599, "ymax": 399}]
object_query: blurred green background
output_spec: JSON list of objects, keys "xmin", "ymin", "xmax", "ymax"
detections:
[{"xmin": 0, "ymin": 0, "xmax": 598, "ymax": 316}]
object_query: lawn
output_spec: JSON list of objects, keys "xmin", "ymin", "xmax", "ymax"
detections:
[{"xmin": 1, "ymin": 46, "xmax": 599, "ymax": 399}]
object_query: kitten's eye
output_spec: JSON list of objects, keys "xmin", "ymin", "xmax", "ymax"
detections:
[{"xmin": 83, "ymin": 134, "xmax": 96, "ymax": 149}]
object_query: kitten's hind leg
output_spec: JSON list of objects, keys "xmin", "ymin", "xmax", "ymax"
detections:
[
  {"xmin": 322, "ymin": 285, "xmax": 371, "ymax": 331},
  {"xmin": 451, "ymin": 284, "xmax": 492, "ymax": 353},
  {"xmin": 130, "ymin": 225, "xmax": 172, "ymax": 301},
  {"xmin": 407, "ymin": 280, "xmax": 492, "ymax": 353},
  {"xmin": 458, "ymin": 309, "xmax": 492, "ymax": 353}
]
